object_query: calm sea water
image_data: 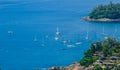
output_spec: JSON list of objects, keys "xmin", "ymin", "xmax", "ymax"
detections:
[{"xmin": 0, "ymin": 0, "xmax": 120, "ymax": 70}]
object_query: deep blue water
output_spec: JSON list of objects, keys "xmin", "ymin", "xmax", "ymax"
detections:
[{"xmin": 0, "ymin": 0, "xmax": 120, "ymax": 70}]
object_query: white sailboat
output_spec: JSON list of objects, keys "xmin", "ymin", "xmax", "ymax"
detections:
[
  {"xmin": 101, "ymin": 26, "xmax": 107, "ymax": 36},
  {"xmin": 54, "ymin": 26, "xmax": 60, "ymax": 41},
  {"xmin": 85, "ymin": 23, "xmax": 89, "ymax": 40},
  {"xmin": 101, "ymin": 26, "xmax": 108, "ymax": 39},
  {"xmin": 56, "ymin": 27, "xmax": 60, "ymax": 35},
  {"xmin": 85, "ymin": 31, "xmax": 89, "ymax": 40},
  {"xmin": 75, "ymin": 34, "xmax": 82, "ymax": 45}
]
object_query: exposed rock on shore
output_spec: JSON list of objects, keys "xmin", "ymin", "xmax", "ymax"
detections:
[
  {"xmin": 82, "ymin": 17, "xmax": 120, "ymax": 22},
  {"xmin": 50, "ymin": 62, "xmax": 94, "ymax": 70}
]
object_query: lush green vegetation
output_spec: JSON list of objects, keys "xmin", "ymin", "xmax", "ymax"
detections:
[
  {"xmin": 80, "ymin": 56, "xmax": 99, "ymax": 67},
  {"xmin": 94, "ymin": 64, "xmax": 102, "ymax": 70},
  {"xmin": 89, "ymin": 2, "xmax": 120, "ymax": 19},
  {"xmin": 80, "ymin": 42, "xmax": 102, "ymax": 67},
  {"xmin": 80, "ymin": 38, "xmax": 120, "ymax": 70}
]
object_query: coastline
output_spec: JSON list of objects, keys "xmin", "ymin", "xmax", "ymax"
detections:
[
  {"xmin": 50, "ymin": 38, "xmax": 119, "ymax": 70},
  {"xmin": 50, "ymin": 62, "xmax": 93, "ymax": 70},
  {"xmin": 50, "ymin": 62, "xmax": 94, "ymax": 70},
  {"xmin": 82, "ymin": 16, "xmax": 120, "ymax": 22}
]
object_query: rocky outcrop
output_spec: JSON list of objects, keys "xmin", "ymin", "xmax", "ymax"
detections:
[
  {"xmin": 50, "ymin": 62, "xmax": 94, "ymax": 70},
  {"xmin": 82, "ymin": 16, "xmax": 120, "ymax": 22}
]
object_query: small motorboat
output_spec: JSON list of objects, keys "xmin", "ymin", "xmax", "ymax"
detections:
[
  {"xmin": 75, "ymin": 42, "xmax": 82, "ymax": 45},
  {"xmin": 104, "ymin": 36, "xmax": 108, "ymax": 39},
  {"xmin": 67, "ymin": 45, "xmax": 75, "ymax": 48},
  {"xmin": 62, "ymin": 40, "xmax": 67, "ymax": 44},
  {"xmin": 54, "ymin": 36, "xmax": 59, "ymax": 41}
]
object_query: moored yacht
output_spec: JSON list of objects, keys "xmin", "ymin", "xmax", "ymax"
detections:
[
  {"xmin": 75, "ymin": 42, "xmax": 82, "ymax": 45},
  {"xmin": 62, "ymin": 40, "xmax": 67, "ymax": 44},
  {"xmin": 104, "ymin": 36, "xmax": 108, "ymax": 39},
  {"xmin": 85, "ymin": 31, "xmax": 89, "ymax": 40},
  {"xmin": 101, "ymin": 26, "xmax": 108, "ymax": 36},
  {"xmin": 56, "ymin": 27, "xmax": 60, "ymax": 35},
  {"xmin": 54, "ymin": 36, "xmax": 59, "ymax": 41},
  {"xmin": 67, "ymin": 45, "xmax": 75, "ymax": 48},
  {"xmin": 85, "ymin": 23, "xmax": 90, "ymax": 40}
]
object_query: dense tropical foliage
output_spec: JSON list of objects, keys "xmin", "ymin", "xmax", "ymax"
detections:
[
  {"xmin": 89, "ymin": 2, "xmax": 120, "ymax": 19},
  {"xmin": 80, "ymin": 38, "xmax": 120, "ymax": 69},
  {"xmin": 94, "ymin": 64, "xmax": 102, "ymax": 70}
]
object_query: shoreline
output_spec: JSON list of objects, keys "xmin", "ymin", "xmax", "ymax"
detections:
[
  {"xmin": 82, "ymin": 16, "xmax": 120, "ymax": 22},
  {"xmin": 49, "ymin": 62, "xmax": 94, "ymax": 70},
  {"xmin": 50, "ymin": 38, "xmax": 118, "ymax": 70}
]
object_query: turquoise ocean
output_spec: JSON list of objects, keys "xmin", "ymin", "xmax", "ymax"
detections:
[{"xmin": 0, "ymin": 0, "xmax": 120, "ymax": 70}]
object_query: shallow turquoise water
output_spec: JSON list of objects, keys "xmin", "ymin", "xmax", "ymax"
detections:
[{"xmin": 0, "ymin": 0, "xmax": 120, "ymax": 70}]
